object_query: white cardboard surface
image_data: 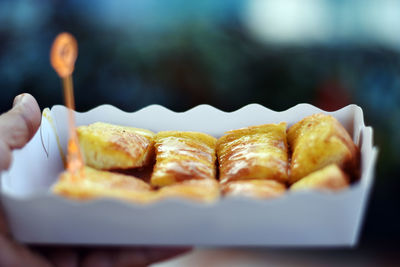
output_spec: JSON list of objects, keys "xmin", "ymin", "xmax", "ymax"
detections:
[{"xmin": 0, "ymin": 104, "xmax": 377, "ymax": 246}]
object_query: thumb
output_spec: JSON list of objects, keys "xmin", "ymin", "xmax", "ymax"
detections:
[
  {"xmin": 0, "ymin": 93, "xmax": 41, "ymax": 150},
  {"xmin": 0, "ymin": 94, "xmax": 41, "ymax": 171}
]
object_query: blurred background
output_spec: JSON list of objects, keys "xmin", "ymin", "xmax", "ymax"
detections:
[{"xmin": 0, "ymin": 0, "xmax": 399, "ymax": 261}]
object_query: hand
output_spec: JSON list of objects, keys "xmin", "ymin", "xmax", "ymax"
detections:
[
  {"xmin": 0, "ymin": 94, "xmax": 190, "ymax": 267},
  {"xmin": 0, "ymin": 93, "xmax": 41, "ymax": 170}
]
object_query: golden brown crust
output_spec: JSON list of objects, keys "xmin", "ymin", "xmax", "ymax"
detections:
[
  {"xmin": 290, "ymin": 164, "xmax": 349, "ymax": 192},
  {"xmin": 221, "ymin": 180, "xmax": 286, "ymax": 199},
  {"xmin": 287, "ymin": 113, "xmax": 359, "ymax": 184},
  {"xmin": 52, "ymin": 167, "xmax": 157, "ymax": 203},
  {"xmin": 55, "ymin": 114, "xmax": 358, "ymax": 203},
  {"xmin": 150, "ymin": 131, "xmax": 217, "ymax": 187},
  {"xmin": 157, "ymin": 179, "xmax": 220, "ymax": 203},
  {"xmin": 77, "ymin": 122, "xmax": 155, "ymax": 170},
  {"xmin": 217, "ymin": 123, "xmax": 289, "ymax": 184}
]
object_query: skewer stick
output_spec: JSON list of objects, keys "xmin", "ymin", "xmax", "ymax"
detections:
[{"xmin": 50, "ymin": 32, "xmax": 84, "ymax": 175}]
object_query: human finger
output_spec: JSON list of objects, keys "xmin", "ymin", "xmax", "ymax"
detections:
[
  {"xmin": 0, "ymin": 139, "xmax": 12, "ymax": 171},
  {"xmin": 0, "ymin": 236, "xmax": 52, "ymax": 267},
  {"xmin": 46, "ymin": 247, "xmax": 79, "ymax": 267},
  {"xmin": 81, "ymin": 247, "xmax": 191, "ymax": 267},
  {"xmin": 0, "ymin": 93, "xmax": 41, "ymax": 150}
]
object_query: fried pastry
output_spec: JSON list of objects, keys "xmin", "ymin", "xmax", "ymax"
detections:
[
  {"xmin": 287, "ymin": 113, "xmax": 359, "ymax": 184},
  {"xmin": 53, "ymin": 167, "xmax": 157, "ymax": 203},
  {"xmin": 150, "ymin": 131, "xmax": 217, "ymax": 187},
  {"xmin": 290, "ymin": 164, "xmax": 349, "ymax": 192},
  {"xmin": 157, "ymin": 179, "xmax": 220, "ymax": 203},
  {"xmin": 77, "ymin": 122, "xmax": 155, "ymax": 170},
  {"xmin": 221, "ymin": 180, "xmax": 286, "ymax": 199},
  {"xmin": 217, "ymin": 123, "xmax": 289, "ymax": 184}
]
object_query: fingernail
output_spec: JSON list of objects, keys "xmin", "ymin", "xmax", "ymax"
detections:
[
  {"xmin": 13, "ymin": 93, "xmax": 26, "ymax": 108},
  {"xmin": 8, "ymin": 93, "xmax": 42, "ymax": 145}
]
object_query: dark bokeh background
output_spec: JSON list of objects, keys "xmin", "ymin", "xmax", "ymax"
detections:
[{"xmin": 1, "ymin": 0, "xmax": 399, "ymax": 256}]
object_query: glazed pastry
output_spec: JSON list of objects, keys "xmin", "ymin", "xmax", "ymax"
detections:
[
  {"xmin": 221, "ymin": 180, "xmax": 286, "ymax": 199},
  {"xmin": 287, "ymin": 113, "xmax": 359, "ymax": 184},
  {"xmin": 157, "ymin": 179, "xmax": 220, "ymax": 203},
  {"xmin": 77, "ymin": 122, "xmax": 155, "ymax": 170},
  {"xmin": 150, "ymin": 131, "xmax": 217, "ymax": 187},
  {"xmin": 53, "ymin": 167, "xmax": 157, "ymax": 203},
  {"xmin": 290, "ymin": 164, "xmax": 349, "ymax": 192},
  {"xmin": 217, "ymin": 123, "xmax": 288, "ymax": 184}
]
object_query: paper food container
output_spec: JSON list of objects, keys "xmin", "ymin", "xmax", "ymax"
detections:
[{"xmin": 0, "ymin": 104, "xmax": 377, "ymax": 246}]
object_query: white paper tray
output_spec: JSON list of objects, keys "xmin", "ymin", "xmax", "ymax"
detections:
[{"xmin": 0, "ymin": 104, "xmax": 377, "ymax": 246}]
